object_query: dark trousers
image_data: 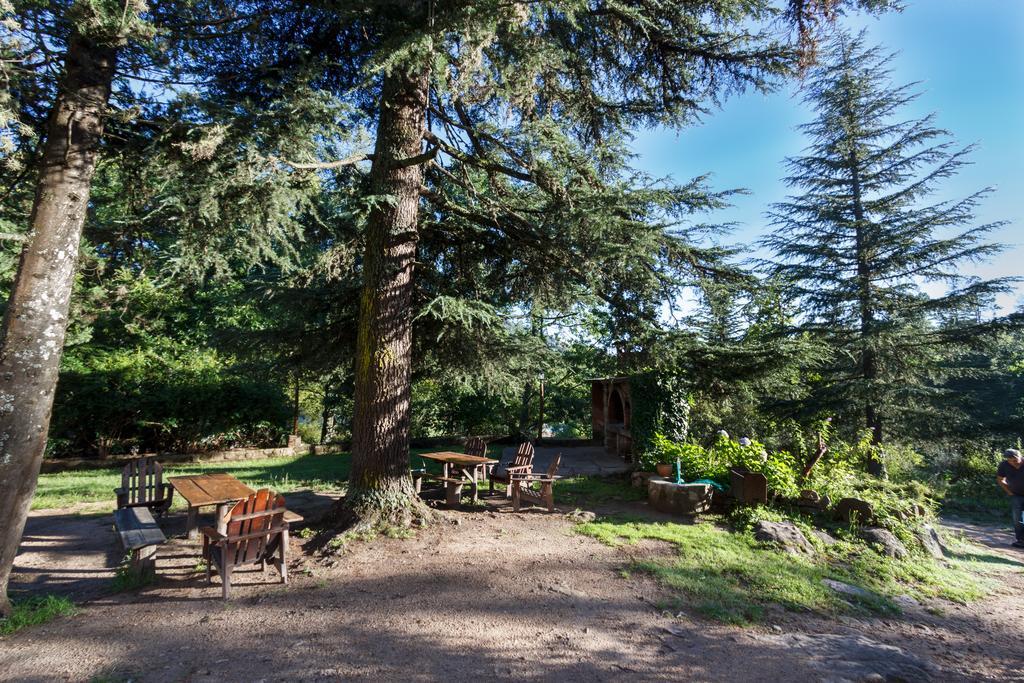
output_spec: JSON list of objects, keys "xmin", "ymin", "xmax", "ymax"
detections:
[{"xmin": 1012, "ymin": 495, "xmax": 1024, "ymax": 543}]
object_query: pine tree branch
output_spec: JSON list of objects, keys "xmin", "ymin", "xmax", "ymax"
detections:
[{"xmin": 274, "ymin": 153, "xmax": 373, "ymax": 170}]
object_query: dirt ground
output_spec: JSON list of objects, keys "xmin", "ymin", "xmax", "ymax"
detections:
[{"xmin": 2, "ymin": 493, "xmax": 1023, "ymax": 682}]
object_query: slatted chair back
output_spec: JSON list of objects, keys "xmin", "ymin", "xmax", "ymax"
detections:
[
  {"xmin": 464, "ymin": 437, "xmax": 487, "ymax": 458},
  {"xmin": 223, "ymin": 489, "xmax": 287, "ymax": 567},
  {"xmin": 120, "ymin": 457, "xmax": 166, "ymax": 508},
  {"xmin": 510, "ymin": 441, "xmax": 535, "ymax": 469}
]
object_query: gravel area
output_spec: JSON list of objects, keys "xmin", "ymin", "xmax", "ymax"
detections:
[{"xmin": 2, "ymin": 496, "xmax": 1022, "ymax": 681}]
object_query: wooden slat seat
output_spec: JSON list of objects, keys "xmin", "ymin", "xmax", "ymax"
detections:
[
  {"xmin": 115, "ymin": 456, "xmax": 174, "ymax": 517},
  {"xmin": 113, "ymin": 506, "xmax": 166, "ymax": 579},
  {"xmin": 202, "ymin": 489, "xmax": 291, "ymax": 599}
]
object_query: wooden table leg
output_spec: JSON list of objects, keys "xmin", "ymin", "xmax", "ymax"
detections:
[
  {"xmin": 186, "ymin": 505, "xmax": 199, "ymax": 539},
  {"xmin": 469, "ymin": 466, "xmax": 480, "ymax": 504},
  {"xmin": 216, "ymin": 503, "xmax": 229, "ymax": 535}
]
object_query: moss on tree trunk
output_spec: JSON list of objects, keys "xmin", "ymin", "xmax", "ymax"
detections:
[{"xmin": 336, "ymin": 66, "xmax": 435, "ymax": 531}]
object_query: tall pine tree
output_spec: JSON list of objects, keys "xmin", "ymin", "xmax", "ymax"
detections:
[
  {"xmin": 186, "ymin": 0, "xmax": 894, "ymax": 530},
  {"xmin": 764, "ymin": 31, "xmax": 1015, "ymax": 457}
]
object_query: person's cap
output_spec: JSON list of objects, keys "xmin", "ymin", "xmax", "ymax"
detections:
[{"xmin": 1004, "ymin": 448, "xmax": 1022, "ymax": 459}]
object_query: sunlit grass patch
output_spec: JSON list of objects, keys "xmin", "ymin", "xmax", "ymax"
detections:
[
  {"xmin": 575, "ymin": 516, "xmax": 999, "ymax": 625},
  {"xmin": 577, "ymin": 518, "xmax": 871, "ymax": 624},
  {"xmin": 34, "ymin": 445, "xmax": 471, "ymax": 510},
  {"xmin": 0, "ymin": 595, "xmax": 77, "ymax": 636}
]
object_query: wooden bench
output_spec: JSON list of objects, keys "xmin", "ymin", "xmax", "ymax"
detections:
[
  {"xmin": 113, "ymin": 506, "xmax": 167, "ymax": 579},
  {"xmin": 416, "ymin": 473, "xmax": 466, "ymax": 507}
]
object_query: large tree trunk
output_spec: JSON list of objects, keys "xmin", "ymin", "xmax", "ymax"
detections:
[
  {"xmin": 319, "ymin": 383, "xmax": 333, "ymax": 445},
  {"xmin": 341, "ymin": 67, "xmax": 431, "ymax": 529},
  {"xmin": 0, "ymin": 35, "xmax": 117, "ymax": 616}
]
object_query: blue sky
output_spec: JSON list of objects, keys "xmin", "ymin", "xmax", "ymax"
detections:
[{"xmin": 631, "ymin": 0, "xmax": 1023, "ymax": 314}]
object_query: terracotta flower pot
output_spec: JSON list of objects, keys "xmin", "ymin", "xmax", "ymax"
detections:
[{"xmin": 655, "ymin": 463, "xmax": 673, "ymax": 477}]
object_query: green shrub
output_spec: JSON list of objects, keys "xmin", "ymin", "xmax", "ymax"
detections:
[
  {"xmin": 921, "ymin": 444, "xmax": 1015, "ymax": 519},
  {"xmin": 631, "ymin": 372, "xmax": 691, "ymax": 463},
  {"xmin": 50, "ymin": 347, "xmax": 291, "ymax": 457},
  {"xmin": 650, "ymin": 433, "xmax": 800, "ymax": 497},
  {"xmin": 879, "ymin": 442, "xmax": 925, "ymax": 482},
  {"xmin": 296, "ymin": 421, "xmax": 323, "ymax": 445}
]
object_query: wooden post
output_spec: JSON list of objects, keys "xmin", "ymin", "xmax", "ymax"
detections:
[
  {"xmin": 131, "ymin": 546, "xmax": 157, "ymax": 580},
  {"xmin": 186, "ymin": 506, "xmax": 199, "ymax": 540},
  {"xmin": 537, "ymin": 373, "xmax": 545, "ymax": 440},
  {"xmin": 445, "ymin": 482, "xmax": 463, "ymax": 508},
  {"xmin": 292, "ymin": 377, "xmax": 300, "ymax": 436}
]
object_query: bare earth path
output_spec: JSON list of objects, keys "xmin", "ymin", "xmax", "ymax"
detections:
[{"xmin": 1, "ymin": 496, "xmax": 1022, "ymax": 682}]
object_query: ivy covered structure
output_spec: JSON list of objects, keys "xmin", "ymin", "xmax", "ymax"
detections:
[{"xmin": 591, "ymin": 373, "xmax": 691, "ymax": 467}]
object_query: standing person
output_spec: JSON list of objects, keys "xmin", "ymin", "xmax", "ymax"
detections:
[{"xmin": 996, "ymin": 448, "xmax": 1024, "ymax": 548}]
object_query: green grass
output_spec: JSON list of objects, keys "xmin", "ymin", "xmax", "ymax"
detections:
[
  {"xmin": 33, "ymin": 453, "xmax": 349, "ymax": 510},
  {"xmin": 554, "ymin": 475, "xmax": 646, "ymax": 505},
  {"xmin": 0, "ymin": 595, "xmax": 77, "ymax": 635},
  {"xmin": 34, "ymin": 444, "xmax": 475, "ymax": 510},
  {"xmin": 575, "ymin": 516, "xmax": 1007, "ymax": 625}
]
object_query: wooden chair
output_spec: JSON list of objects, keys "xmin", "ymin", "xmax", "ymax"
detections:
[
  {"xmin": 114, "ymin": 457, "xmax": 174, "ymax": 517},
  {"xmin": 201, "ymin": 489, "xmax": 289, "ymax": 599},
  {"xmin": 511, "ymin": 453, "xmax": 562, "ymax": 512},
  {"xmin": 464, "ymin": 436, "xmax": 487, "ymax": 458},
  {"xmin": 488, "ymin": 441, "xmax": 535, "ymax": 497}
]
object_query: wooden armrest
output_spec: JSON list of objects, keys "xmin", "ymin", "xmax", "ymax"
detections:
[
  {"xmin": 503, "ymin": 465, "xmax": 532, "ymax": 473},
  {"xmin": 227, "ymin": 508, "xmax": 287, "ymax": 523},
  {"xmin": 283, "ymin": 510, "xmax": 303, "ymax": 524},
  {"xmin": 201, "ymin": 526, "xmax": 225, "ymax": 542},
  {"xmin": 113, "ymin": 487, "xmax": 125, "ymax": 495}
]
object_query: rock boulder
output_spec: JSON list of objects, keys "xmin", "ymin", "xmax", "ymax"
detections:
[
  {"xmin": 916, "ymin": 523, "xmax": 946, "ymax": 560},
  {"xmin": 753, "ymin": 520, "xmax": 816, "ymax": 556},
  {"xmin": 861, "ymin": 527, "xmax": 909, "ymax": 559},
  {"xmin": 835, "ymin": 497, "xmax": 875, "ymax": 525}
]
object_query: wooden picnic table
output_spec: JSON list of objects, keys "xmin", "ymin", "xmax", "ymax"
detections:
[
  {"xmin": 168, "ymin": 472, "xmax": 255, "ymax": 539},
  {"xmin": 417, "ymin": 451, "xmax": 498, "ymax": 505}
]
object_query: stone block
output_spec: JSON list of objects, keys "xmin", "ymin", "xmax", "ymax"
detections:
[
  {"xmin": 835, "ymin": 497, "xmax": 875, "ymax": 525},
  {"xmin": 647, "ymin": 477, "xmax": 712, "ymax": 515},
  {"xmin": 631, "ymin": 471, "xmax": 656, "ymax": 489}
]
